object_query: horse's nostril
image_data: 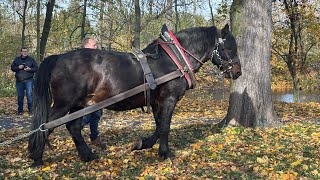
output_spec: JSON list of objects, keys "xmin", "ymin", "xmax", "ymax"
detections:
[{"xmin": 237, "ymin": 72, "xmax": 242, "ymax": 76}]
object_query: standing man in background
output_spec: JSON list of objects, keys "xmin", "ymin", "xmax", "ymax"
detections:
[
  {"xmin": 81, "ymin": 36, "xmax": 106, "ymax": 149},
  {"xmin": 11, "ymin": 47, "xmax": 38, "ymax": 115}
]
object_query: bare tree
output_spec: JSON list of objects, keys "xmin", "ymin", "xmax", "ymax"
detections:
[
  {"xmin": 134, "ymin": 0, "xmax": 141, "ymax": 49},
  {"xmin": 36, "ymin": 0, "xmax": 40, "ymax": 61},
  {"xmin": 16, "ymin": 0, "xmax": 28, "ymax": 48},
  {"xmin": 81, "ymin": 0, "xmax": 88, "ymax": 40},
  {"xmin": 272, "ymin": 0, "xmax": 317, "ymax": 95},
  {"xmin": 40, "ymin": 0, "xmax": 55, "ymax": 60}
]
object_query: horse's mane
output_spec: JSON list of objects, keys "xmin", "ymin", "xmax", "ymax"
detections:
[{"xmin": 142, "ymin": 26, "xmax": 218, "ymax": 60}]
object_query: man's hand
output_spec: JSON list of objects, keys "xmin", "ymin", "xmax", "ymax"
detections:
[
  {"xmin": 24, "ymin": 66, "xmax": 31, "ymax": 71},
  {"xmin": 18, "ymin": 65, "xmax": 25, "ymax": 69}
]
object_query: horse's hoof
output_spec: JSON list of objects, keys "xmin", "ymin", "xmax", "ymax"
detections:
[
  {"xmin": 31, "ymin": 160, "xmax": 44, "ymax": 167},
  {"xmin": 131, "ymin": 139, "xmax": 143, "ymax": 151},
  {"xmin": 159, "ymin": 151, "xmax": 176, "ymax": 159},
  {"xmin": 81, "ymin": 153, "xmax": 98, "ymax": 162}
]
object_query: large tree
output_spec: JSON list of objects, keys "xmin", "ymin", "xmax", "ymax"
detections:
[
  {"xmin": 40, "ymin": 0, "xmax": 55, "ymax": 60},
  {"xmin": 221, "ymin": 0, "xmax": 278, "ymax": 127}
]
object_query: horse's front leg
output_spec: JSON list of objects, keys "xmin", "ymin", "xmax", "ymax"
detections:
[
  {"xmin": 66, "ymin": 109, "xmax": 98, "ymax": 162},
  {"xmin": 132, "ymin": 96, "xmax": 177, "ymax": 159},
  {"xmin": 157, "ymin": 97, "xmax": 177, "ymax": 159},
  {"xmin": 132, "ymin": 103, "xmax": 161, "ymax": 150}
]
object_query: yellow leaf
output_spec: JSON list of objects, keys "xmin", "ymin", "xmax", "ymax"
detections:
[
  {"xmin": 302, "ymin": 165, "xmax": 308, "ymax": 170},
  {"xmin": 209, "ymin": 153, "xmax": 217, "ymax": 160},
  {"xmin": 257, "ymin": 156, "xmax": 269, "ymax": 164},
  {"xmin": 108, "ymin": 159, "xmax": 113, "ymax": 164},
  {"xmin": 42, "ymin": 166, "xmax": 50, "ymax": 171},
  {"xmin": 290, "ymin": 160, "xmax": 302, "ymax": 167},
  {"xmin": 109, "ymin": 146, "xmax": 115, "ymax": 151}
]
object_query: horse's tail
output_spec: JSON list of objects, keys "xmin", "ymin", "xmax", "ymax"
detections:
[{"xmin": 28, "ymin": 55, "xmax": 58, "ymax": 163}]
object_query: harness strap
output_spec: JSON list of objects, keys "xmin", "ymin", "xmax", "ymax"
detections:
[
  {"xmin": 132, "ymin": 48, "xmax": 156, "ymax": 113},
  {"xmin": 159, "ymin": 25, "xmax": 197, "ymax": 89},
  {"xmin": 158, "ymin": 39, "xmax": 193, "ymax": 88},
  {"xmin": 132, "ymin": 48, "xmax": 157, "ymax": 90},
  {"xmin": 43, "ymin": 70, "xmax": 183, "ymax": 130}
]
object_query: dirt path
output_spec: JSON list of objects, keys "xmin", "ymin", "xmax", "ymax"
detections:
[{"xmin": 0, "ymin": 115, "xmax": 31, "ymax": 131}]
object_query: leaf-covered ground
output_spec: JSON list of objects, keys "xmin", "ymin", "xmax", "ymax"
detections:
[{"xmin": 0, "ymin": 89, "xmax": 319, "ymax": 179}]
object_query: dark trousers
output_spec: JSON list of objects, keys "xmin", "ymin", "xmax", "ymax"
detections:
[
  {"xmin": 16, "ymin": 80, "xmax": 33, "ymax": 113},
  {"xmin": 81, "ymin": 109, "xmax": 103, "ymax": 141}
]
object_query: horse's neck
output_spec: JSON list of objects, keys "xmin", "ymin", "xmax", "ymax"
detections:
[{"xmin": 177, "ymin": 34, "xmax": 215, "ymax": 73}]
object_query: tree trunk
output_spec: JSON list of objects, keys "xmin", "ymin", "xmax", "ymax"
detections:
[
  {"xmin": 221, "ymin": 0, "xmax": 278, "ymax": 128},
  {"xmin": 283, "ymin": 0, "xmax": 300, "ymax": 94},
  {"xmin": 81, "ymin": 0, "xmax": 87, "ymax": 40},
  {"xmin": 134, "ymin": 0, "xmax": 141, "ymax": 49},
  {"xmin": 21, "ymin": 0, "xmax": 27, "ymax": 48},
  {"xmin": 166, "ymin": 0, "xmax": 173, "ymax": 26},
  {"xmin": 40, "ymin": 0, "xmax": 55, "ymax": 61},
  {"xmin": 208, "ymin": 0, "xmax": 215, "ymax": 26},
  {"xmin": 36, "ymin": 0, "xmax": 41, "ymax": 61},
  {"xmin": 174, "ymin": 0, "xmax": 179, "ymax": 32},
  {"xmin": 98, "ymin": 0, "xmax": 104, "ymax": 48}
]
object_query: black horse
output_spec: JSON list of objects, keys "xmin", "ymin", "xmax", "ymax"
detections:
[{"xmin": 28, "ymin": 24, "xmax": 241, "ymax": 166}]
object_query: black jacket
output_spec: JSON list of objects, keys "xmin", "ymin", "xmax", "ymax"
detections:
[{"xmin": 11, "ymin": 55, "xmax": 38, "ymax": 82}]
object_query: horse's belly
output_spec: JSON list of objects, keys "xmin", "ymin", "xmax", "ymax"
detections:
[{"xmin": 106, "ymin": 93, "xmax": 146, "ymax": 111}]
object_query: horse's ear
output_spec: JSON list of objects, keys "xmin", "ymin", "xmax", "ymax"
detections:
[{"xmin": 221, "ymin": 24, "xmax": 230, "ymax": 37}]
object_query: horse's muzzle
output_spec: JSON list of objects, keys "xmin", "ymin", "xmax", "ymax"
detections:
[{"xmin": 227, "ymin": 60, "xmax": 242, "ymax": 79}]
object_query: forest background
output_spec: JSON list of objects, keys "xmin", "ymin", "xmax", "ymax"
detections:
[
  {"xmin": 0, "ymin": 0, "xmax": 319, "ymax": 96},
  {"xmin": 0, "ymin": 0, "xmax": 320, "ymax": 179}
]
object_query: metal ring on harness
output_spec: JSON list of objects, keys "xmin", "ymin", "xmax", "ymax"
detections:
[{"xmin": 38, "ymin": 123, "xmax": 48, "ymax": 132}]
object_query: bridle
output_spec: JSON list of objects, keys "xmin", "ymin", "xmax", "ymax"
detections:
[
  {"xmin": 210, "ymin": 37, "xmax": 236, "ymax": 77},
  {"xmin": 156, "ymin": 34, "xmax": 237, "ymax": 79}
]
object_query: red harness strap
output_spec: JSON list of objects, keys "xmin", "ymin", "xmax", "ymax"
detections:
[
  {"xmin": 157, "ymin": 30, "xmax": 196, "ymax": 89},
  {"xmin": 167, "ymin": 30, "xmax": 195, "ymax": 73},
  {"xmin": 158, "ymin": 39, "xmax": 193, "ymax": 88}
]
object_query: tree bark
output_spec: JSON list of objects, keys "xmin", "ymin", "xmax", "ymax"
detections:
[
  {"xmin": 166, "ymin": 0, "xmax": 173, "ymax": 26},
  {"xmin": 208, "ymin": 0, "xmax": 215, "ymax": 26},
  {"xmin": 40, "ymin": 0, "xmax": 55, "ymax": 61},
  {"xmin": 21, "ymin": 0, "xmax": 28, "ymax": 48},
  {"xmin": 174, "ymin": 0, "xmax": 179, "ymax": 32},
  {"xmin": 222, "ymin": 0, "xmax": 278, "ymax": 127},
  {"xmin": 134, "ymin": 0, "xmax": 141, "ymax": 49},
  {"xmin": 81, "ymin": 0, "xmax": 87, "ymax": 40},
  {"xmin": 36, "ymin": 0, "xmax": 41, "ymax": 61}
]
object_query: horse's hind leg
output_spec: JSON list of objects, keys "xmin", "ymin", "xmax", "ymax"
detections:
[
  {"xmin": 29, "ymin": 105, "xmax": 70, "ymax": 166},
  {"xmin": 66, "ymin": 107, "xmax": 98, "ymax": 162}
]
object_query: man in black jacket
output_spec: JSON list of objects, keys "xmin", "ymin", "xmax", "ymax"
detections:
[{"xmin": 11, "ymin": 47, "xmax": 38, "ymax": 115}]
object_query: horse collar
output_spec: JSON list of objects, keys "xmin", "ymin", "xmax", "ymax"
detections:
[{"xmin": 158, "ymin": 28, "xmax": 197, "ymax": 89}]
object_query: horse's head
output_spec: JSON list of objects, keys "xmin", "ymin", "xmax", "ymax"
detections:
[{"xmin": 211, "ymin": 24, "xmax": 242, "ymax": 80}]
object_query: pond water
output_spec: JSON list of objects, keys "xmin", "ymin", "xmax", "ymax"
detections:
[
  {"xmin": 188, "ymin": 88, "xmax": 320, "ymax": 103},
  {"xmin": 272, "ymin": 90, "xmax": 320, "ymax": 103}
]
